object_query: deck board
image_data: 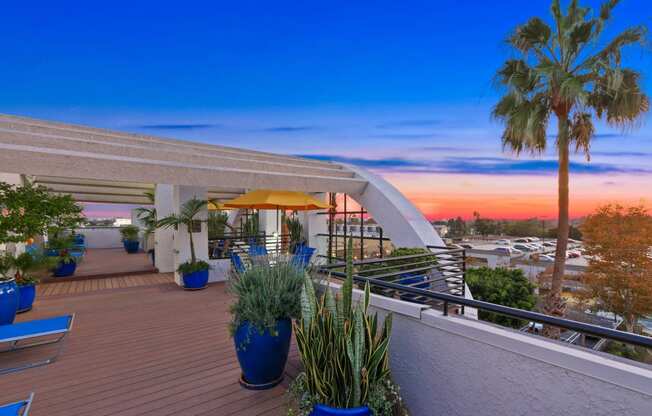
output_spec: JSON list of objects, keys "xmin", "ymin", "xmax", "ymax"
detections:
[{"xmin": 1, "ymin": 277, "xmax": 299, "ymax": 415}]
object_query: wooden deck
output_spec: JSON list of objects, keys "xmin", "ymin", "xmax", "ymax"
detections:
[{"xmin": 1, "ymin": 277, "xmax": 300, "ymax": 415}]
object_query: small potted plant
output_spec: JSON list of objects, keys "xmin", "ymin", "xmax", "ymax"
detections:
[
  {"xmin": 229, "ymin": 258, "xmax": 304, "ymax": 389},
  {"xmin": 290, "ymin": 239, "xmax": 407, "ymax": 415},
  {"xmin": 0, "ymin": 253, "xmax": 19, "ymax": 325},
  {"xmin": 157, "ymin": 198, "xmax": 210, "ymax": 289},
  {"xmin": 52, "ymin": 249, "xmax": 77, "ymax": 277},
  {"xmin": 285, "ymin": 215, "xmax": 306, "ymax": 254},
  {"xmin": 13, "ymin": 251, "xmax": 53, "ymax": 312},
  {"xmin": 120, "ymin": 225, "xmax": 141, "ymax": 254}
]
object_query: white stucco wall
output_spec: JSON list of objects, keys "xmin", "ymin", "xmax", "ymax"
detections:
[
  {"xmin": 323, "ymin": 282, "xmax": 652, "ymax": 416},
  {"xmin": 80, "ymin": 227, "xmax": 124, "ymax": 249}
]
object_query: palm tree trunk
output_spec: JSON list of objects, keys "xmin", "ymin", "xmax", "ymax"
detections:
[
  {"xmin": 188, "ymin": 227, "xmax": 196, "ymax": 264},
  {"xmin": 544, "ymin": 115, "xmax": 570, "ymax": 339}
]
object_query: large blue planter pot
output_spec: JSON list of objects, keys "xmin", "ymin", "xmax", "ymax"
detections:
[
  {"xmin": 0, "ymin": 279, "xmax": 19, "ymax": 325},
  {"xmin": 54, "ymin": 261, "xmax": 77, "ymax": 277},
  {"xmin": 234, "ymin": 319, "xmax": 292, "ymax": 389},
  {"xmin": 123, "ymin": 240, "xmax": 140, "ymax": 254},
  {"xmin": 182, "ymin": 269, "xmax": 209, "ymax": 290},
  {"xmin": 311, "ymin": 404, "xmax": 371, "ymax": 416},
  {"xmin": 17, "ymin": 284, "xmax": 36, "ymax": 313},
  {"xmin": 46, "ymin": 248, "xmax": 60, "ymax": 257}
]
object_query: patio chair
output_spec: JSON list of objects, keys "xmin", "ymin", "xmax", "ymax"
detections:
[
  {"xmin": 291, "ymin": 246, "xmax": 316, "ymax": 269},
  {"xmin": 248, "ymin": 244, "xmax": 267, "ymax": 257},
  {"xmin": 0, "ymin": 393, "xmax": 34, "ymax": 416},
  {"xmin": 230, "ymin": 253, "xmax": 246, "ymax": 275},
  {"xmin": 0, "ymin": 315, "xmax": 74, "ymax": 375}
]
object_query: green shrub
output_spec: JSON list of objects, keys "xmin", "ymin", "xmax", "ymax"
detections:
[
  {"xmin": 119, "ymin": 225, "xmax": 140, "ymax": 241},
  {"xmin": 465, "ymin": 267, "xmax": 536, "ymax": 328},
  {"xmin": 228, "ymin": 258, "xmax": 304, "ymax": 341},
  {"xmin": 177, "ymin": 260, "xmax": 210, "ymax": 275},
  {"xmin": 291, "ymin": 239, "xmax": 402, "ymax": 413}
]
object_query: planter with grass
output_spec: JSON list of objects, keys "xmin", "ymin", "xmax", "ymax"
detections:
[
  {"xmin": 289, "ymin": 239, "xmax": 407, "ymax": 416},
  {"xmin": 229, "ymin": 259, "xmax": 304, "ymax": 389},
  {"xmin": 120, "ymin": 225, "xmax": 141, "ymax": 253}
]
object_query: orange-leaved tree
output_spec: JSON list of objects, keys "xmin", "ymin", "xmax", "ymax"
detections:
[{"xmin": 580, "ymin": 204, "xmax": 652, "ymax": 334}]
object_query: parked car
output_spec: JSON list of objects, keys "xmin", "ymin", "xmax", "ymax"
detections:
[
  {"xmin": 495, "ymin": 239, "xmax": 511, "ymax": 246},
  {"xmin": 496, "ymin": 247, "xmax": 523, "ymax": 256},
  {"xmin": 513, "ymin": 244, "xmax": 534, "ymax": 252},
  {"xmin": 514, "ymin": 238, "xmax": 530, "ymax": 243},
  {"xmin": 539, "ymin": 254, "xmax": 555, "ymax": 262},
  {"xmin": 543, "ymin": 241, "xmax": 556, "ymax": 248},
  {"xmin": 567, "ymin": 250, "xmax": 581, "ymax": 258}
]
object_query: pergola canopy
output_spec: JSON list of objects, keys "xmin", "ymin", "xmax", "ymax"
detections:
[{"xmin": 0, "ymin": 114, "xmax": 368, "ymax": 204}]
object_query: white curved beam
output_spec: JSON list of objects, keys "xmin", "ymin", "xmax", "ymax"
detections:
[{"xmin": 344, "ymin": 165, "xmax": 444, "ymax": 248}]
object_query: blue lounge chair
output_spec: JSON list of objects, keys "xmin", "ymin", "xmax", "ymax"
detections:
[
  {"xmin": 230, "ymin": 253, "xmax": 246, "ymax": 275},
  {"xmin": 291, "ymin": 246, "xmax": 316, "ymax": 269},
  {"xmin": 0, "ymin": 393, "xmax": 34, "ymax": 416},
  {"xmin": 248, "ymin": 244, "xmax": 267, "ymax": 257},
  {"xmin": 0, "ymin": 315, "xmax": 74, "ymax": 375}
]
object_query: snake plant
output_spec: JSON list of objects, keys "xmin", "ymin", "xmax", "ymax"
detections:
[{"xmin": 294, "ymin": 238, "xmax": 393, "ymax": 409}]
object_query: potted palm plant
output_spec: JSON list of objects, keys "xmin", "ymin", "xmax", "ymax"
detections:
[
  {"xmin": 285, "ymin": 215, "xmax": 305, "ymax": 254},
  {"xmin": 229, "ymin": 258, "xmax": 304, "ymax": 389},
  {"xmin": 157, "ymin": 198, "xmax": 210, "ymax": 290},
  {"xmin": 135, "ymin": 190, "xmax": 157, "ymax": 265},
  {"xmin": 53, "ymin": 249, "xmax": 77, "ymax": 277},
  {"xmin": 120, "ymin": 225, "xmax": 141, "ymax": 254},
  {"xmin": 291, "ymin": 239, "xmax": 406, "ymax": 415},
  {"xmin": 0, "ymin": 253, "xmax": 19, "ymax": 325}
]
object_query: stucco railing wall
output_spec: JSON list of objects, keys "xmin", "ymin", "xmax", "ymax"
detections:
[
  {"xmin": 323, "ymin": 282, "xmax": 652, "ymax": 416},
  {"xmin": 78, "ymin": 227, "xmax": 125, "ymax": 249}
]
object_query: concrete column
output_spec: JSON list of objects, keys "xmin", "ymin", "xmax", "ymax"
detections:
[
  {"xmin": 258, "ymin": 209, "xmax": 279, "ymax": 236},
  {"xmin": 154, "ymin": 184, "xmax": 175, "ymax": 273},
  {"xmin": 173, "ymin": 186, "xmax": 208, "ymax": 285}
]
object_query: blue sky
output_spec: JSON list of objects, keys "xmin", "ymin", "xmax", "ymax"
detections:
[{"xmin": 2, "ymin": 1, "xmax": 651, "ymax": 218}]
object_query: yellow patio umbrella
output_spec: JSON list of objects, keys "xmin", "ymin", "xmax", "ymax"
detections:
[
  {"xmin": 223, "ymin": 190, "xmax": 330, "ymax": 250},
  {"xmin": 207, "ymin": 201, "xmax": 232, "ymax": 211},
  {"xmin": 223, "ymin": 190, "xmax": 330, "ymax": 211}
]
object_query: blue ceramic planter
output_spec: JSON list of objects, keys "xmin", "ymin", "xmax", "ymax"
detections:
[
  {"xmin": 0, "ymin": 279, "xmax": 19, "ymax": 325},
  {"xmin": 17, "ymin": 284, "xmax": 36, "ymax": 313},
  {"xmin": 123, "ymin": 240, "xmax": 140, "ymax": 254},
  {"xmin": 54, "ymin": 261, "xmax": 77, "ymax": 277},
  {"xmin": 311, "ymin": 404, "xmax": 371, "ymax": 416},
  {"xmin": 182, "ymin": 269, "xmax": 209, "ymax": 290},
  {"xmin": 234, "ymin": 319, "xmax": 292, "ymax": 389},
  {"xmin": 46, "ymin": 248, "xmax": 60, "ymax": 257}
]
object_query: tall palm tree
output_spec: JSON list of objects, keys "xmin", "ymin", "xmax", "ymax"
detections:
[
  {"xmin": 157, "ymin": 198, "xmax": 207, "ymax": 265},
  {"xmin": 493, "ymin": 0, "xmax": 648, "ymax": 337}
]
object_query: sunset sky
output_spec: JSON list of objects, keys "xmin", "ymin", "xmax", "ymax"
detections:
[{"xmin": 2, "ymin": 1, "xmax": 651, "ymax": 220}]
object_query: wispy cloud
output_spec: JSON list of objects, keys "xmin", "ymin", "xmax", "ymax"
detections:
[
  {"xmin": 370, "ymin": 133, "xmax": 441, "ymax": 139},
  {"xmin": 297, "ymin": 154, "xmax": 427, "ymax": 169},
  {"xmin": 299, "ymin": 154, "xmax": 650, "ymax": 176},
  {"xmin": 377, "ymin": 119, "xmax": 441, "ymax": 129},
  {"xmin": 138, "ymin": 123, "xmax": 220, "ymax": 130},
  {"xmin": 591, "ymin": 151, "xmax": 651, "ymax": 157},
  {"xmin": 262, "ymin": 126, "xmax": 317, "ymax": 133}
]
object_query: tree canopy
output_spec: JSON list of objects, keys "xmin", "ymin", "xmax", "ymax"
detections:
[
  {"xmin": 580, "ymin": 204, "xmax": 652, "ymax": 333},
  {"xmin": 466, "ymin": 267, "xmax": 537, "ymax": 328}
]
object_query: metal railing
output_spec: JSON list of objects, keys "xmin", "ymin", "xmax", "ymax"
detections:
[
  {"xmin": 317, "ymin": 252, "xmax": 652, "ymax": 350},
  {"xmin": 208, "ymin": 233, "xmax": 292, "ymax": 259},
  {"xmin": 320, "ymin": 246, "xmax": 466, "ymax": 311}
]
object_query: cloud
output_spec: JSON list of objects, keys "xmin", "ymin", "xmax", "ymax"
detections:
[
  {"xmin": 419, "ymin": 145, "xmax": 473, "ymax": 152},
  {"xmin": 370, "ymin": 133, "xmax": 442, "ymax": 139},
  {"xmin": 603, "ymin": 181, "xmax": 618, "ymax": 186},
  {"xmin": 138, "ymin": 123, "xmax": 220, "ymax": 130},
  {"xmin": 377, "ymin": 119, "xmax": 441, "ymax": 129},
  {"xmin": 297, "ymin": 154, "xmax": 427, "ymax": 169},
  {"xmin": 298, "ymin": 154, "xmax": 650, "ymax": 176},
  {"xmin": 591, "ymin": 151, "xmax": 651, "ymax": 157},
  {"xmin": 262, "ymin": 126, "xmax": 317, "ymax": 132}
]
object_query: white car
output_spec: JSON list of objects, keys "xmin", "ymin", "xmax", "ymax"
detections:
[
  {"xmin": 543, "ymin": 242, "xmax": 556, "ymax": 248},
  {"xmin": 496, "ymin": 247, "xmax": 523, "ymax": 256},
  {"xmin": 513, "ymin": 244, "xmax": 534, "ymax": 252},
  {"xmin": 539, "ymin": 254, "xmax": 555, "ymax": 262},
  {"xmin": 495, "ymin": 239, "xmax": 511, "ymax": 245}
]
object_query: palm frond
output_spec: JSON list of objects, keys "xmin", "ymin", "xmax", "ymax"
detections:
[{"xmin": 570, "ymin": 112, "xmax": 595, "ymax": 160}]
